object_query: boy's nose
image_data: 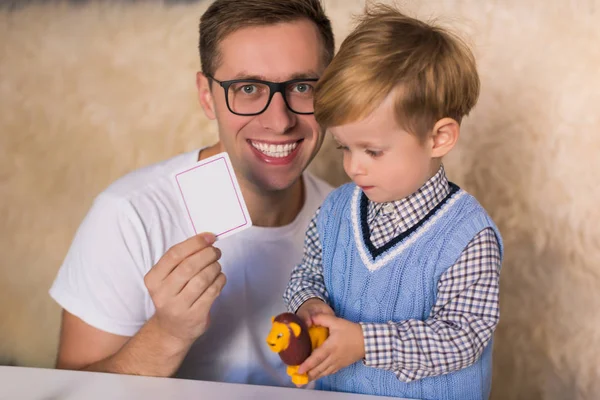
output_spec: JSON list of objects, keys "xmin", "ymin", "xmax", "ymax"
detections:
[{"xmin": 345, "ymin": 154, "xmax": 365, "ymax": 177}]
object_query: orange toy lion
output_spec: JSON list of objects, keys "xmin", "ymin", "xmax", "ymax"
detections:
[{"xmin": 265, "ymin": 312, "xmax": 329, "ymax": 385}]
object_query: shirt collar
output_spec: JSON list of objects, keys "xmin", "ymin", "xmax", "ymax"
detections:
[{"xmin": 368, "ymin": 164, "xmax": 450, "ymax": 232}]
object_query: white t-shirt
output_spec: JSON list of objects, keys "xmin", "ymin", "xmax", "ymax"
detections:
[{"xmin": 49, "ymin": 148, "xmax": 333, "ymax": 387}]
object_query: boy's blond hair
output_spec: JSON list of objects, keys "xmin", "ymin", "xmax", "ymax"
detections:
[{"xmin": 314, "ymin": 3, "xmax": 480, "ymax": 140}]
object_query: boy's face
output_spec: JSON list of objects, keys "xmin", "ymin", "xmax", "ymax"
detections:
[
  {"xmin": 197, "ymin": 20, "xmax": 326, "ymax": 193},
  {"xmin": 331, "ymin": 95, "xmax": 439, "ymax": 204}
]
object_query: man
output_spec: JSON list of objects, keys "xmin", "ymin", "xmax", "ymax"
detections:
[{"xmin": 49, "ymin": 0, "xmax": 335, "ymax": 387}]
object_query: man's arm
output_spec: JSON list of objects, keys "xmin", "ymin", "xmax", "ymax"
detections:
[
  {"xmin": 57, "ymin": 311, "xmax": 192, "ymax": 376},
  {"xmin": 56, "ymin": 310, "xmax": 129, "ymax": 372},
  {"xmin": 52, "ymin": 191, "xmax": 226, "ymax": 376},
  {"xmin": 360, "ymin": 228, "xmax": 502, "ymax": 382}
]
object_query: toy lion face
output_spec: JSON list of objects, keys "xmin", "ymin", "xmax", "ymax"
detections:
[
  {"xmin": 266, "ymin": 319, "xmax": 300, "ymax": 353},
  {"xmin": 266, "ymin": 313, "xmax": 312, "ymax": 366}
]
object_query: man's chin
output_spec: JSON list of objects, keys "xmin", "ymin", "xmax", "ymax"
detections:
[
  {"xmin": 251, "ymin": 171, "xmax": 304, "ymax": 193},
  {"xmin": 265, "ymin": 177, "xmax": 303, "ymax": 193}
]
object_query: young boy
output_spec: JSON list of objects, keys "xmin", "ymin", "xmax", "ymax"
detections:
[{"xmin": 283, "ymin": 4, "xmax": 503, "ymax": 400}]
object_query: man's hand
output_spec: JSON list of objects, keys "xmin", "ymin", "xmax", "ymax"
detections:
[
  {"xmin": 297, "ymin": 314, "xmax": 365, "ymax": 382},
  {"xmin": 57, "ymin": 233, "xmax": 227, "ymax": 377},
  {"xmin": 144, "ymin": 232, "xmax": 226, "ymax": 346},
  {"xmin": 296, "ymin": 298, "xmax": 335, "ymax": 327}
]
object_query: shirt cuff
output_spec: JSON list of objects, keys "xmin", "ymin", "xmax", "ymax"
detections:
[
  {"xmin": 287, "ymin": 290, "xmax": 329, "ymax": 314},
  {"xmin": 360, "ymin": 321, "xmax": 397, "ymax": 370}
]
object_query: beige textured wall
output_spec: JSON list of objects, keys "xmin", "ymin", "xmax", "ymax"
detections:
[{"xmin": 1, "ymin": 1, "xmax": 599, "ymax": 399}]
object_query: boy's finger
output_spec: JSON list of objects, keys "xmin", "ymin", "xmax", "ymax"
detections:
[
  {"xmin": 318, "ymin": 365, "xmax": 338, "ymax": 380},
  {"xmin": 303, "ymin": 313, "xmax": 313, "ymax": 327},
  {"xmin": 308, "ymin": 356, "xmax": 333, "ymax": 381},
  {"xmin": 311, "ymin": 313, "xmax": 337, "ymax": 327},
  {"xmin": 298, "ymin": 346, "xmax": 329, "ymax": 375},
  {"xmin": 297, "ymin": 309, "xmax": 313, "ymax": 327}
]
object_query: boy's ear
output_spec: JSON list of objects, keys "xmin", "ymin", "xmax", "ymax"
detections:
[
  {"xmin": 430, "ymin": 118, "xmax": 460, "ymax": 158},
  {"xmin": 196, "ymin": 72, "xmax": 216, "ymax": 120}
]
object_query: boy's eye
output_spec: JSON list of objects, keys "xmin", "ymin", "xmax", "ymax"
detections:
[
  {"xmin": 366, "ymin": 149, "xmax": 383, "ymax": 157},
  {"xmin": 335, "ymin": 145, "xmax": 349, "ymax": 151}
]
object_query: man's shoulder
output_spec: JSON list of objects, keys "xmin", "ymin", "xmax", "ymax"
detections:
[
  {"xmin": 303, "ymin": 171, "xmax": 335, "ymax": 203},
  {"xmin": 102, "ymin": 149, "xmax": 199, "ymax": 202}
]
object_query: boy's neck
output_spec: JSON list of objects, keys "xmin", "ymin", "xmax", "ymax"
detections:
[{"xmin": 428, "ymin": 159, "xmax": 443, "ymax": 181}]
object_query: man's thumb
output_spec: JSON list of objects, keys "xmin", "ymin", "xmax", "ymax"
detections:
[{"xmin": 199, "ymin": 232, "xmax": 216, "ymax": 245}]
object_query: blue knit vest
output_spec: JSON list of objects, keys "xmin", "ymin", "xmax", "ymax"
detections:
[{"xmin": 315, "ymin": 183, "xmax": 503, "ymax": 400}]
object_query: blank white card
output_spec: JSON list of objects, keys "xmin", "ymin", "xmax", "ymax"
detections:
[{"xmin": 174, "ymin": 152, "xmax": 252, "ymax": 240}]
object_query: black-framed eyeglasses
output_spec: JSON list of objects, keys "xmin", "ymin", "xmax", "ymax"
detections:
[{"xmin": 205, "ymin": 75, "xmax": 319, "ymax": 116}]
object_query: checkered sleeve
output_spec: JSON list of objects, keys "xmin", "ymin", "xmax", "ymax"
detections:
[
  {"xmin": 283, "ymin": 207, "xmax": 330, "ymax": 313},
  {"xmin": 360, "ymin": 228, "xmax": 502, "ymax": 382}
]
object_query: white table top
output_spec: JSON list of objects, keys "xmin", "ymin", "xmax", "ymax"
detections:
[{"xmin": 0, "ymin": 366, "xmax": 408, "ymax": 400}]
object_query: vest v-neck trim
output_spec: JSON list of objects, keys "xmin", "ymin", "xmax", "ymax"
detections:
[{"xmin": 351, "ymin": 183, "xmax": 463, "ymax": 272}]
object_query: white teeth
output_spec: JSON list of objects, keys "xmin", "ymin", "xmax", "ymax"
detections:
[{"xmin": 250, "ymin": 141, "xmax": 299, "ymax": 158}]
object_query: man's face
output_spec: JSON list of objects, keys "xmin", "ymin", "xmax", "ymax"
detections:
[{"xmin": 197, "ymin": 20, "xmax": 326, "ymax": 193}]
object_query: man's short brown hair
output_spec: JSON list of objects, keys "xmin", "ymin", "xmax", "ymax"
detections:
[
  {"xmin": 314, "ymin": 3, "xmax": 480, "ymax": 139},
  {"xmin": 199, "ymin": 0, "xmax": 335, "ymax": 77}
]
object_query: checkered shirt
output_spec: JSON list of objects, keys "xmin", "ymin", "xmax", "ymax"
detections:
[{"xmin": 283, "ymin": 165, "xmax": 502, "ymax": 382}]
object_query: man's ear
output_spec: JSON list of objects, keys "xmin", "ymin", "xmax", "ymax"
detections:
[
  {"xmin": 430, "ymin": 117, "xmax": 460, "ymax": 158},
  {"xmin": 196, "ymin": 72, "xmax": 216, "ymax": 120}
]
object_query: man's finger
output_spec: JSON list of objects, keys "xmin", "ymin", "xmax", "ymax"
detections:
[
  {"xmin": 162, "ymin": 246, "xmax": 222, "ymax": 296},
  {"xmin": 151, "ymin": 233, "xmax": 216, "ymax": 280},
  {"xmin": 190, "ymin": 272, "xmax": 227, "ymax": 312},
  {"xmin": 179, "ymin": 262, "xmax": 222, "ymax": 306}
]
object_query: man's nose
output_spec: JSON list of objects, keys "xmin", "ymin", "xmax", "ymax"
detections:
[{"xmin": 258, "ymin": 92, "xmax": 296, "ymax": 134}]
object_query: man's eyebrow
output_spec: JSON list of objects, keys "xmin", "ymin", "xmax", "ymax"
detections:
[
  {"xmin": 288, "ymin": 71, "xmax": 320, "ymax": 80},
  {"xmin": 229, "ymin": 71, "xmax": 320, "ymax": 81},
  {"xmin": 230, "ymin": 72, "xmax": 265, "ymax": 80}
]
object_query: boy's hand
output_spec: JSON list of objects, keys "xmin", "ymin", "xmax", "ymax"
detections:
[
  {"xmin": 297, "ymin": 314, "xmax": 365, "ymax": 382},
  {"xmin": 296, "ymin": 298, "xmax": 334, "ymax": 327}
]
